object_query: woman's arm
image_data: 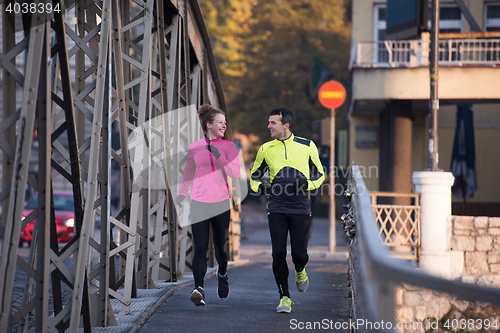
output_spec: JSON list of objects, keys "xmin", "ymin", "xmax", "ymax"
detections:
[
  {"xmin": 177, "ymin": 147, "xmax": 196, "ymax": 196},
  {"xmin": 215, "ymin": 142, "xmax": 240, "ymax": 180}
]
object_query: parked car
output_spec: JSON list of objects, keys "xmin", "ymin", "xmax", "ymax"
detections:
[{"xmin": 20, "ymin": 191, "xmax": 75, "ymax": 246}]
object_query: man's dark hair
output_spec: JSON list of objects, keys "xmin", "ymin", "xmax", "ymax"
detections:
[{"xmin": 270, "ymin": 107, "xmax": 295, "ymax": 130}]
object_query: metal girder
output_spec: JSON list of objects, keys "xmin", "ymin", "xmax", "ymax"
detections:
[
  {"xmin": 133, "ymin": 0, "xmax": 154, "ymax": 291},
  {"xmin": 1, "ymin": 1, "xmax": 16, "ymax": 230},
  {"xmin": 148, "ymin": 0, "xmax": 169, "ymax": 286},
  {"xmin": 48, "ymin": 5, "xmax": 89, "ymax": 331},
  {"xmin": 1, "ymin": 14, "xmax": 45, "ymax": 333},
  {"xmin": 0, "ymin": 9, "xmax": 47, "ymax": 332},
  {"xmin": 34, "ymin": 22, "xmax": 51, "ymax": 333},
  {"xmin": 109, "ymin": 0, "xmax": 135, "ymax": 320},
  {"xmin": 15, "ymin": 15, "xmax": 52, "ymax": 333},
  {"xmin": 0, "ymin": 0, "xmax": 242, "ymax": 331},
  {"xmin": 69, "ymin": 0, "xmax": 112, "ymax": 330},
  {"xmin": 113, "ymin": 0, "xmax": 155, "ymax": 313}
]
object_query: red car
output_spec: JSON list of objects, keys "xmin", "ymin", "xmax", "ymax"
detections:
[{"xmin": 20, "ymin": 191, "xmax": 75, "ymax": 246}]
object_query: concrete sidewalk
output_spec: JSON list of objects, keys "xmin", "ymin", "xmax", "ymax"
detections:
[{"xmin": 91, "ymin": 201, "xmax": 350, "ymax": 333}]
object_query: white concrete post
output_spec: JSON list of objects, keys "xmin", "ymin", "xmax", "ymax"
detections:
[{"xmin": 412, "ymin": 171, "xmax": 455, "ymax": 278}]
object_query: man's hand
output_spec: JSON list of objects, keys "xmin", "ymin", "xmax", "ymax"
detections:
[
  {"xmin": 258, "ymin": 183, "xmax": 283, "ymax": 196},
  {"xmin": 258, "ymin": 184, "xmax": 271, "ymax": 196},
  {"xmin": 296, "ymin": 178, "xmax": 308, "ymax": 192},
  {"xmin": 257, "ymin": 181, "xmax": 307, "ymax": 196},
  {"xmin": 270, "ymin": 182, "xmax": 282, "ymax": 196},
  {"xmin": 206, "ymin": 145, "xmax": 221, "ymax": 159}
]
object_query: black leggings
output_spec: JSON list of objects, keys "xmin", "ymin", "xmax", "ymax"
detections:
[
  {"xmin": 268, "ymin": 212, "xmax": 311, "ymax": 298},
  {"xmin": 191, "ymin": 200, "xmax": 231, "ymax": 288}
]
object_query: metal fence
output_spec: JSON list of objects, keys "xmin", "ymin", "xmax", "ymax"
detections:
[
  {"xmin": 354, "ymin": 39, "xmax": 500, "ymax": 67},
  {"xmin": 346, "ymin": 166, "xmax": 500, "ymax": 333}
]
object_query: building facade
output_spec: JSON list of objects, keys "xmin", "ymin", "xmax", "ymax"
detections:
[{"xmin": 349, "ymin": 0, "xmax": 500, "ymax": 215}]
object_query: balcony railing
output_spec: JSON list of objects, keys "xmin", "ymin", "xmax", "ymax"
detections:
[
  {"xmin": 353, "ymin": 39, "xmax": 500, "ymax": 68},
  {"xmin": 370, "ymin": 191, "xmax": 420, "ymax": 263}
]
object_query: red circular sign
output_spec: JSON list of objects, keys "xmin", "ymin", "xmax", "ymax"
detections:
[{"xmin": 318, "ymin": 80, "xmax": 346, "ymax": 109}]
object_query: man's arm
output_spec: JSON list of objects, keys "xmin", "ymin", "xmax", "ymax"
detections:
[
  {"xmin": 307, "ymin": 141, "xmax": 325, "ymax": 190},
  {"xmin": 250, "ymin": 145, "xmax": 269, "ymax": 193}
]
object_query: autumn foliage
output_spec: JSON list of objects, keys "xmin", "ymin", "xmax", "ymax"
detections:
[{"xmin": 200, "ymin": 0, "xmax": 352, "ymax": 143}]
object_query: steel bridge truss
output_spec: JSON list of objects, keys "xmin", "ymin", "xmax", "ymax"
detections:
[{"xmin": 0, "ymin": 0, "xmax": 240, "ymax": 332}]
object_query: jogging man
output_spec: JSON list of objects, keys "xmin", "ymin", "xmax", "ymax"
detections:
[{"xmin": 250, "ymin": 107, "xmax": 325, "ymax": 313}]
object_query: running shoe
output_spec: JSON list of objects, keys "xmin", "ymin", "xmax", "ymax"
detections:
[
  {"xmin": 189, "ymin": 286, "xmax": 205, "ymax": 306},
  {"xmin": 276, "ymin": 296, "xmax": 293, "ymax": 313},
  {"xmin": 217, "ymin": 270, "xmax": 229, "ymax": 299},
  {"xmin": 295, "ymin": 266, "xmax": 309, "ymax": 292}
]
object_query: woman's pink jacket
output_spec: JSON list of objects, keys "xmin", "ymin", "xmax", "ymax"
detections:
[{"xmin": 178, "ymin": 136, "xmax": 240, "ymax": 203}]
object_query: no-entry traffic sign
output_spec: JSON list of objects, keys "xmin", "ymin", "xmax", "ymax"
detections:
[{"xmin": 318, "ymin": 80, "xmax": 346, "ymax": 109}]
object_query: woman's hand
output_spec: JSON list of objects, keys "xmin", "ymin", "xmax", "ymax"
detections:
[
  {"xmin": 176, "ymin": 194, "xmax": 186, "ymax": 206},
  {"xmin": 206, "ymin": 145, "xmax": 221, "ymax": 159}
]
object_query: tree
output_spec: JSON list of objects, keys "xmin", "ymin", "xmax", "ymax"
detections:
[
  {"xmin": 201, "ymin": 0, "xmax": 258, "ymax": 98},
  {"xmin": 201, "ymin": 0, "xmax": 351, "ymax": 143}
]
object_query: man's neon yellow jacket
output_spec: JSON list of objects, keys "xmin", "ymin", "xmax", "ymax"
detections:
[{"xmin": 250, "ymin": 133, "xmax": 325, "ymax": 215}]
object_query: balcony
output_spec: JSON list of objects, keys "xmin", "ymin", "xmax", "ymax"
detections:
[
  {"xmin": 352, "ymin": 38, "xmax": 500, "ymax": 68},
  {"xmin": 349, "ymin": 38, "xmax": 500, "ymax": 112}
]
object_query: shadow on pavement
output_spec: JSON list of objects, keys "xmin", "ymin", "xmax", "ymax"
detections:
[{"xmin": 137, "ymin": 200, "xmax": 351, "ymax": 333}]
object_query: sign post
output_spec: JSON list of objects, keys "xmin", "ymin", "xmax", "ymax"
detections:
[
  {"xmin": 318, "ymin": 80, "xmax": 346, "ymax": 252},
  {"xmin": 429, "ymin": 0, "xmax": 440, "ymax": 171}
]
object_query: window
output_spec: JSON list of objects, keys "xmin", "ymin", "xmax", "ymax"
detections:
[
  {"xmin": 377, "ymin": 4, "xmax": 463, "ymax": 37},
  {"xmin": 427, "ymin": 4, "xmax": 463, "ymax": 33},
  {"xmin": 373, "ymin": 4, "xmax": 389, "ymax": 63},
  {"xmin": 374, "ymin": 4, "xmax": 387, "ymax": 42},
  {"xmin": 485, "ymin": 2, "xmax": 500, "ymax": 31}
]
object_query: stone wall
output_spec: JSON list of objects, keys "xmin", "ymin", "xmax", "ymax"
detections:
[
  {"xmin": 450, "ymin": 216, "xmax": 500, "ymax": 287},
  {"xmin": 395, "ymin": 284, "xmax": 500, "ymax": 333},
  {"xmin": 394, "ymin": 216, "xmax": 500, "ymax": 332}
]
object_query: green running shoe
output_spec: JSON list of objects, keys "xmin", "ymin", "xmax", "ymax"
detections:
[
  {"xmin": 276, "ymin": 296, "xmax": 293, "ymax": 313},
  {"xmin": 295, "ymin": 266, "xmax": 309, "ymax": 292}
]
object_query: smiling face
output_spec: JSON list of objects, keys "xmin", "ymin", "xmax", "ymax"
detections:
[
  {"xmin": 207, "ymin": 113, "xmax": 226, "ymax": 139},
  {"xmin": 268, "ymin": 114, "xmax": 290, "ymax": 140}
]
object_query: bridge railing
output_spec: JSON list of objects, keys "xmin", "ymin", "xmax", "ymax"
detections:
[{"xmin": 346, "ymin": 166, "xmax": 500, "ymax": 332}]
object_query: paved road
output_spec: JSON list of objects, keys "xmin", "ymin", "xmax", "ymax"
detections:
[{"xmin": 137, "ymin": 200, "xmax": 351, "ymax": 333}]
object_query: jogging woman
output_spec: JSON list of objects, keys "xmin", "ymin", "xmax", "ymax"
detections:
[{"xmin": 177, "ymin": 104, "xmax": 240, "ymax": 306}]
